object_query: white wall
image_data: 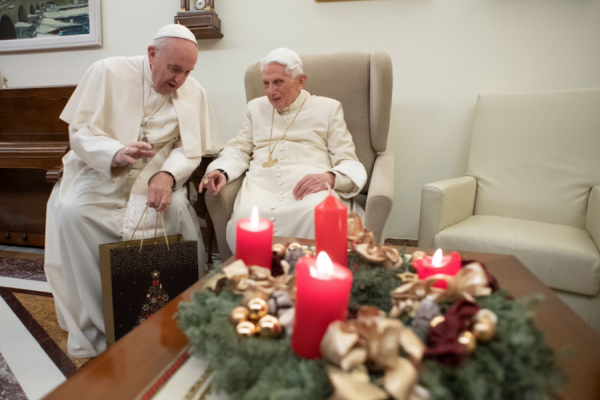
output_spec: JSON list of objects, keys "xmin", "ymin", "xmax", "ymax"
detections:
[{"xmin": 1, "ymin": 0, "xmax": 599, "ymax": 239}]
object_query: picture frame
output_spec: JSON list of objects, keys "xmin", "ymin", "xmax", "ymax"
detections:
[{"xmin": 0, "ymin": 0, "xmax": 101, "ymax": 53}]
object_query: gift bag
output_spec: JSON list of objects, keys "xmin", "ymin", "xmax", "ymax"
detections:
[{"xmin": 100, "ymin": 207, "xmax": 199, "ymax": 347}]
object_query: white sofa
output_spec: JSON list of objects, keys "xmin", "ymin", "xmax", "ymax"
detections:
[{"xmin": 418, "ymin": 89, "xmax": 600, "ymax": 334}]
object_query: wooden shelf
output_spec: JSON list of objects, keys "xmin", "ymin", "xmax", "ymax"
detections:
[{"xmin": 174, "ymin": 10, "xmax": 223, "ymax": 40}]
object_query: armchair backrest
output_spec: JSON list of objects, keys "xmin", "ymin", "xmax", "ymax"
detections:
[
  {"xmin": 466, "ymin": 89, "xmax": 600, "ymax": 229},
  {"xmin": 244, "ymin": 51, "xmax": 393, "ymax": 194}
]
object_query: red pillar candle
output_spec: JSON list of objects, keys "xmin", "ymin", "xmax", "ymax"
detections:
[
  {"xmin": 413, "ymin": 249, "xmax": 462, "ymax": 288},
  {"xmin": 292, "ymin": 252, "xmax": 353, "ymax": 359},
  {"xmin": 315, "ymin": 191, "xmax": 348, "ymax": 267},
  {"xmin": 235, "ymin": 206, "xmax": 274, "ymax": 270}
]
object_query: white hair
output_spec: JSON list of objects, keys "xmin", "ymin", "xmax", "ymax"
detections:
[
  {"xmin": 152, "ymin": 37, "xmax": 169, "ymax": 54},
  {"xmin": 260, "ymin": 48, "xmax": 304, "ymax": 78}
]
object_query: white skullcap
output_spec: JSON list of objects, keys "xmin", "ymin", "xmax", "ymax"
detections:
[
  {"xmin": 154, "ymin": 24, "xmax": 197, "ymax": 46},
  {"xmin": 262, "ymin": 48, "xmax": 303, "ymax": 71}
]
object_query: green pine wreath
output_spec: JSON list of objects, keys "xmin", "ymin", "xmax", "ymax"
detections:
[{"xmin": 176, "ymin": 250, "xmax": 565, "ymax": 400}]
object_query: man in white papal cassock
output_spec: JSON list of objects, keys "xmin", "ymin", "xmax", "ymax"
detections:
[
  {"xmin": 44, "ymin": 24, "xmax": 223, "ymax": 358},
  {"xmin": 200, "ymin": 48, "xmax": 367, "ymax": 250}
]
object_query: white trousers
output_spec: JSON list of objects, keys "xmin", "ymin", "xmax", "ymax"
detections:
[{"xmin": 44, "ymin": 164, "xmax": 204, "ymax": 358}]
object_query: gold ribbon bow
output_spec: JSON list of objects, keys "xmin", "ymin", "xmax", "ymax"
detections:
[
  {"xmin": 389, "ymin": 262, "xmax": 492, "ymax": 318},
  {"xmin": 354, "ymin": 244, "xmax": 403, "ymax": 270},
  {"xmin": 348, "ymin": 213, "xmax": 402, "ymax": 270},
  {"xmin": 221, "ymin": 260, "xmax": 295, "ymax": 305},
  {"xmin": 321, "ymin": 306, "xmax": 426, "ymax": 400},
  {"xmin": 348, "ymin": 212, "xmax": 376, "ymax": 246}
]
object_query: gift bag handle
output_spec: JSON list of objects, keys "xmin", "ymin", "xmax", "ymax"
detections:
[{"xmin": 130, "ymin": 206, "xmax": 170, "ymax": 251}]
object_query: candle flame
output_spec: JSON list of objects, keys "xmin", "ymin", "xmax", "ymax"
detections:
[
  {"xmin": 316, "ymin": 251, "xmax": 334, "ymax": 277},
  {"xmin": 250, "ymin": 206, "xmax": 259, "ymax": 230},
  {"xmin": 432, "ymin": 249, "xmax": 443, "ymax": 268}
]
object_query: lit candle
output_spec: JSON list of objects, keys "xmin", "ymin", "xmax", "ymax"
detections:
[
  {"xmin": 315, "ymin": 190, "xmax": 348, "ymax": 267},
  {"xmin": 235, "ymin": 206, "xmax": 274, "ymax": 270},
  {"xmin": 413, "ymin": 249, "xmax": 462, "ymax": 288},
  {"xmin": 292, "ymin": 252, "xmax": 353, "ymax": 359}
]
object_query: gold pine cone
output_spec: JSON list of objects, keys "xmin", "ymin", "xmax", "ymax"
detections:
[
  {"xmin": 230, "ymin": 306, "xmax": 249, "ymax": 326},
  {"xmin": 258, "ymin": 315, "xmax": 283, "ymax": 340},
  {"xmin": 247, "ymin": 298, "xmax": 269, "ymax": 321},
  {"xmin": 236, "ymin": 321, "xmax": 259, "ymax": 337}
]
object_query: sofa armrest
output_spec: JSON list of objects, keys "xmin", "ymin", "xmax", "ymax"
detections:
[
  {"xmin": 364, "ymin": 151, "xmax": 394, "ymax": 244},
  {"xmin": 205, "ymin": 174, "xmax": 245, "ymax": 260},
  {"xmin": 586, "ymin": 186, "xmax": 600, "ymax": 250},
  {"xmin": 417, "ymin": 176, "xmax": 477, "ymax": 248}
]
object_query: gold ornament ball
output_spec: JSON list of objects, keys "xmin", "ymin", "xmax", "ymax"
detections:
[
  {"xmin": 458, "ymin": 331, "xmax": 477, "ymax": 352},
  {"xmin": 473, "ymin": 318, "xmax": 496, "ymax": 341},
  {"xmin": 258, "ymin": 315, "xmax": 283, "ymax": 340},
  {"xmin": 247, "ymin": 298, "xmax": 269, "ymax": 321},
  {"xmin": 412, "ymin": 251, "xmax": 426, "ymax": 262},
  {"xmin": 236, "ymin": 321, "xmax": 259, "ymax": 337},
  {"xmin": 272, "ymin": 243, "xmax": 287, "ymax": 259},
  {"xmin": 230, "ymin": 306, "xmax": 249, "ymax": 326}
]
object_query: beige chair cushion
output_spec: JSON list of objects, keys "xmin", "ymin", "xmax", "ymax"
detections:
[
  {"xmin": 466, "ymin": 89, "xmax": 600, "ymax": 229},
  {"xmin": 435, "ymin": 215, "xmax": 600, "ymax": 296}
]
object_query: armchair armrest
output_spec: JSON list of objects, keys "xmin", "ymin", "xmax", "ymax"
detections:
[
  {"xmin": 418, "ymin": 176, "xmax": 477, "ymax": 248},
  {"xmin": 586, "ymin": 186, "xmax": 600, "ymax": 250},
  {"xmin": 205, "ymin": 174, "xmax": 245, "ymax": 260},
  {"xmin": 364, "ymin": 151, "xmax": 394, "ymax": 244}
]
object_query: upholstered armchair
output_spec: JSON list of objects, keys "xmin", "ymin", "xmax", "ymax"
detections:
[
  {"xmin": 418, "ymin": 89, "xmax": 600, "ymax": 333},
  {"xmin": 206, "ymin": 51, "xmax": 395, "ymax": 260}
]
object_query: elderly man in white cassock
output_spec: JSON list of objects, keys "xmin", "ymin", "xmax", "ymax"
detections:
[
  {"xmin": 44, "ymin": 24, "xmax": 223, "ymax": 358},
  {"xmin": 200, "ymin": 48, "xmax": 367, "ymax": 250}
]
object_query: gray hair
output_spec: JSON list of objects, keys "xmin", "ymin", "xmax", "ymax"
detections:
[
  {"xmin": 151, "ymin": 37, "xmax": 169, "ymax": 55},
  {"xmin": 260, "ymin": 48, "xmax": 304, "ymax": 78}
]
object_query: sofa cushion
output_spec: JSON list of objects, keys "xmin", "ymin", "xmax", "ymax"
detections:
[
  {"xmin": 435, "ymin": 215, "xmax": 600, "ymax": 296},
  {"xmin": 466, "ymin": 89, "xmax": 600, "ymax": 229}
]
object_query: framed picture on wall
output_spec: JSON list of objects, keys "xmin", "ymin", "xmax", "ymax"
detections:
[{"xmin": 0, "ymin": 0, "xmax": 101, "ymax": 53}]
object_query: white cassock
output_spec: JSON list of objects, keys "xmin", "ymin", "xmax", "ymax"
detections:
[
  {"xmin": 44, "ymin": 56, "xmax": 223, "ymax": 358},
  {"xmin": 206, "ymin": 90, "xmax": 367, "ymax": 250}
]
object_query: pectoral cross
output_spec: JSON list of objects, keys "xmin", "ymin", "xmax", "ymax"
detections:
[{"xmin": 262, "ymin": 154, "xmax": 278, "ymax": 168}]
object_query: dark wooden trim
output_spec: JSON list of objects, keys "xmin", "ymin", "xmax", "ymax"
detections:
[
  {"xmin": 174, "ymin": 10, "xmax": 223, "ymax": 39},
  {"xmin": 46, "ymin": 166, "xmax": 64, "ymax": 183},
  {"xmin": 0, "ymin": 232, "xmax": 45, "ymax": 247}
]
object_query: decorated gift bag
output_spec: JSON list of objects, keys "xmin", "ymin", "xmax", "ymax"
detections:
[{"xmin": 100, "ymin": 207, "xmax": 199, "ymax": 347}]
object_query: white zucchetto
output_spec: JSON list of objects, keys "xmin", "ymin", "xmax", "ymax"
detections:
[
  {"xmin": 262, "ymin": 48, "xmax": 303, "ymax": 71},
  {"xmin": 154, "ymin": 24, "xmax": 197, "ymax": 46}
]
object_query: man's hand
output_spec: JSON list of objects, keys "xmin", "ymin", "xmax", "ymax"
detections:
[
  {"xmin": 113, "ymin": 142, "xmax": 156, "ymax": 166},
  {"xmin": 293, "ymin": 172, "xmax": 335, "ymax": 200},
  {"xmin": 199, "ymin": 170, "xmax": 227, "ymax": 195},
  {"xmin": 148, "ymin": 172, "xmax": 174, "ymax": 213}
]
